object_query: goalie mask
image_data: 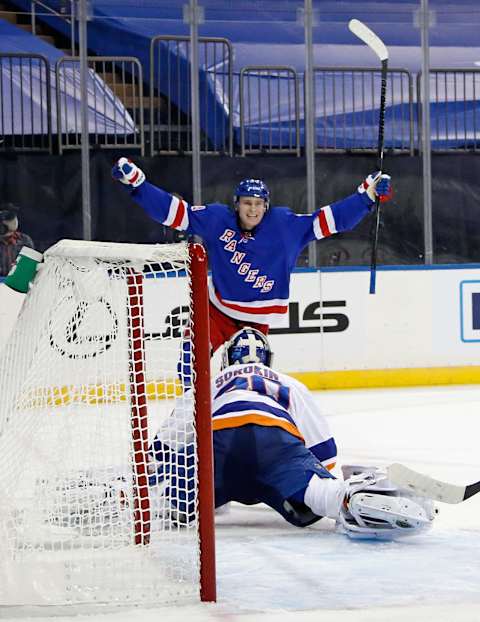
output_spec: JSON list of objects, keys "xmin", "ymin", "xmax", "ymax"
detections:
[{"xmin": 221, "ymin": 327, "xmax": 273, "ymax": 369}]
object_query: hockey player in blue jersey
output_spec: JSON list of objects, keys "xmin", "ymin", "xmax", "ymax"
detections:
[
  {"xmin": 148, "ymin": 328, "xmax": 436, "ymax": 539},
  {"xmin": 112, "ymin": 159, "xmax": 393, "ymax": 353}
]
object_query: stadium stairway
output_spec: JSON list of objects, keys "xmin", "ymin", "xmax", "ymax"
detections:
[
  {"xmin": 0, "ymin": 0, "xmax": 67, "ymax": 51},
  {"xmin": 0, "ymin": 0, "xmax": 142, "ymax": 117}
]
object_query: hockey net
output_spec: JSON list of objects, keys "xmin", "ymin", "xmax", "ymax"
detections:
[{"xmin": 0, "ymin": 240, "xmax": 215, "ymax": 608}]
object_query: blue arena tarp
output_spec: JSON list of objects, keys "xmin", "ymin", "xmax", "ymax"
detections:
[
  {"xmin": 0, "ymin": 18, "xmax": 135, "ymax": 135},
  {"xmin": 4, "ymin": 0, "xmax": 480, "ymax": 148}
]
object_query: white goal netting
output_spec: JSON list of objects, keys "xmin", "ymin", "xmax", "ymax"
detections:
[{"xmin": 0, "ymin": 240, "xmax": 212, "ymax": 608}]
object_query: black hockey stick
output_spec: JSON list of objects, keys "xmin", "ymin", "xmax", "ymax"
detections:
[
  {"xmin": 387, "ymin": 463, "xmax": 480, "ymax": 504},
  {"xmin": 348, "ymin": 19, "xmax": 389, "ymax": 294}
]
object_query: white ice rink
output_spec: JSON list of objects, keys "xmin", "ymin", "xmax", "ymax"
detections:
[{"xmin": 1, "ymin": 384, "xmax": 480, "ymax": 622}]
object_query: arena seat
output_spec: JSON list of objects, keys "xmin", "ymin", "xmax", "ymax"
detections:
[
  {"xmin": 4, "ymin": 0, "xmax": 480, "ymax": 149},
  {"xmin": 0, "ymin": 17, "xmax": 136, "ymax": 138}
]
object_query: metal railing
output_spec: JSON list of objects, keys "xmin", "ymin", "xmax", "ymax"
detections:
[
  {"xmin": 0, "ymin": 53, "xmax": 52, "ymax": 153},
  {"xmin": 31, "ymin": 0, "xmax": 76, "ymax": 56},
  {"xmin": 56, "ymin": 56, "xmax": 144, "ymax": 154},
  {"xmin": 312, "ymin": 67, "xmax": 414, "ymax": 154},
  {"xmin": 417, "ymin": 68, "xmax": 480, "ymax": 152},
  {"xmin": 3, "ymin": 50, "xmax": 480, "ymax": 158},
  {"xmin": 239, "ymin": 66, "xmax": 300, "ymax": 156},
  {"xmin": 149, "ymin": 35, "xmax": 233, "ymax": 155}
]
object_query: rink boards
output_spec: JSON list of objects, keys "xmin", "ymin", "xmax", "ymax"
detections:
[
  {"xmin": 2, "ymin": 264, "xmax": 480, "ymax": 389},
  {"xmin": 268, "ymin": 265, "xmax": 480, "ymax": 387}
]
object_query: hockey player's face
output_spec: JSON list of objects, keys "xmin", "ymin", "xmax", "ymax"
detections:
[{"xmin": 237, "ymin": 197, "xmax": 267, "ymax": 230}]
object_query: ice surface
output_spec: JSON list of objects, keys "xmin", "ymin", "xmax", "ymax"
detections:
[{"xmin": 1, "ymin": 385, "xmax": 480, "ymax": 622}]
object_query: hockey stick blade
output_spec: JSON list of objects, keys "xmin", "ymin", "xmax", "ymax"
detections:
[
  {"xmin": 387, "ymin": 463, "xmax": 480, "ymax": 504},
  {"xmin": 348, "ymin": 19, "xmax": 389, "ymax": 61}
]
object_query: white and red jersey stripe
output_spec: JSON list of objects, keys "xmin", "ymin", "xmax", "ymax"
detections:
[
  {"xmin": 209, "ymin": 281, "xmax": 288, "ymax": 326},
  {"xmin": 161, "ymin": 195, "xmax": 190, "ymax": 230},
  {"xmin": 313, "ymin": 204, "xmax": 337, "ymax": 240}
]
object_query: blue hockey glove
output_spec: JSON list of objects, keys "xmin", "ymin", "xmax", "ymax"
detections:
[
  {"xmin": 112, "ymin": 157, "xmax": 146, "ymax": 188},
  {"xmin": 358, "ymin": 172, "xmax": 393, "ymax": 204}
]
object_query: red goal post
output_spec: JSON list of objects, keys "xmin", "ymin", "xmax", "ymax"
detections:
[{"xmin": 0, "ymin": 240, "xmax": 216, "ymax": 608}]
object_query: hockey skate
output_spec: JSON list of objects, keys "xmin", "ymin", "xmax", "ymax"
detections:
[{"xmin": 337, "ymin": 465, "xmax": 437, "ymax": 540}]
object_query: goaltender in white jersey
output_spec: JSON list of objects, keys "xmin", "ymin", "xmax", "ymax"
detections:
[
  {"xmin": 211, "ymin": 359, "xmax": 338, "ymax": 471},
  {"xmin": 149, "ymin": 328, "xmax": 437, "ymax": 539}
]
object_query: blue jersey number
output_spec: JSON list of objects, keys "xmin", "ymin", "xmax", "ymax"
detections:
[{"xmin": 218, "ymin": 374, "xmax": 290, "ymax": 410}]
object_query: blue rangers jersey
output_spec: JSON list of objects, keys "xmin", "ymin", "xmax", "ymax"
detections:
[{"xmin": 130, "ymin": 181, "xmax": 373, "ymax": 326}]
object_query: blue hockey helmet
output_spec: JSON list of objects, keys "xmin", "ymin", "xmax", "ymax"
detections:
[
  {"xmin": 221, "ymin": 327, "xmax": 273, "ymax": 369},
  {"xmin": 233, "ymin": 179, "xmax": 270, "ymax": 210}
]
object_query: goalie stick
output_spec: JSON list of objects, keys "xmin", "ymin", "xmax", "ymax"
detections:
[
  {"xmin": 348, "ymin": 19, "xmax": 389, "ymax": 295},
  {"xmin": 387, "ymin": 463, "xmax": 480, "ymax": 504}
]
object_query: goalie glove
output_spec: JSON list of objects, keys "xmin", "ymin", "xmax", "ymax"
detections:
[
  {"xmin": 358, "ymin": 171, "xmax": 393, "ymax": 204},
  {"xmin": 112, "ymin": 157, "xmax": 146, "ymax": 188}
]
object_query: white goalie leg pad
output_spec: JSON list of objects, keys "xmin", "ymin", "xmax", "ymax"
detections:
[
  {"xmin": 341, "ymin": 492, "xmax": 435, "ymax": 539},
  {"xmin": 337, "ymin": 467, "xmax": 437, "ymax": 540},
  {"xmin": 341, "ymin": 464, "xmax": 398, "ymax": 493}
]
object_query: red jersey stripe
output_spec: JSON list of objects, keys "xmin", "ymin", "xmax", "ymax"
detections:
[
  {"xmin": 318, "ymin": 210, "xmax": 331, "ymax": 237},
  {"xmin": 130, "ymin": 170, "xmax": 139, "ymax": 184},
  {"xmin": 215, "ymin": 290, "xmax": 288, "ymax": 315},
  {"xmin": 170, "ymin": 200, "xmax": 186, "ymax": 229}
]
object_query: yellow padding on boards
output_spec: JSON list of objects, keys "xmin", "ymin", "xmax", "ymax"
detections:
[
  {"xmin": 24, "ymin": 380, "xmax": 183, "ymax": 408},
  {"xmin": 21, "ymin": 366, "xmax": 480, "ymax": 408},
  {"xmin": 291, "ymin": 367, "xmax": 480, "ymax": 390}
]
